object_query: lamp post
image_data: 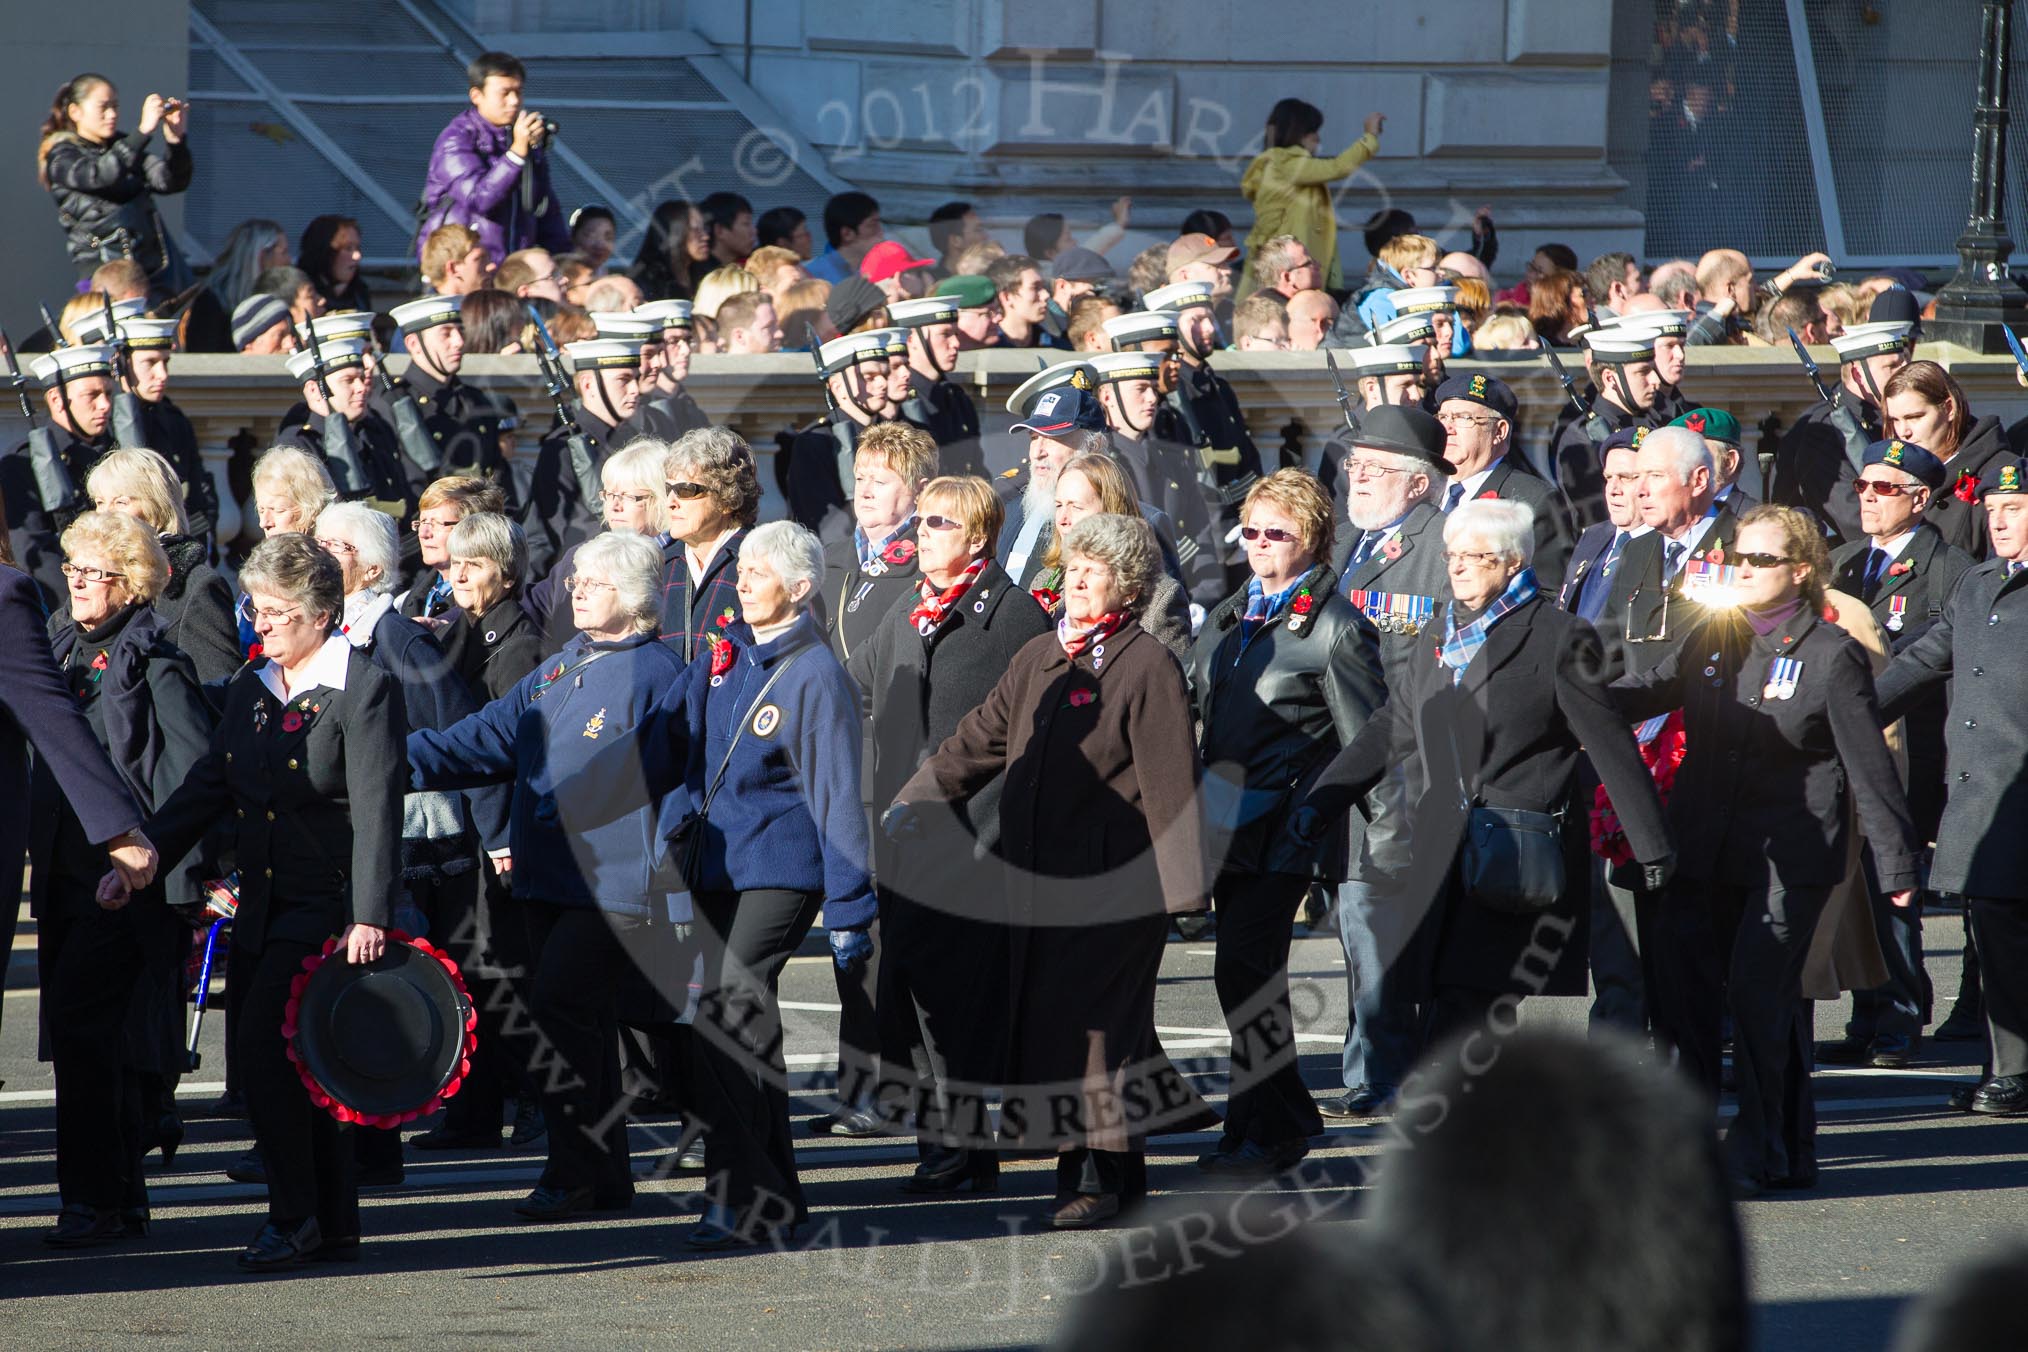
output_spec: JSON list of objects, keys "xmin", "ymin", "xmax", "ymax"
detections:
[{"xmin": 1931, "ymin": 0, "xmax": 2028, "ymax": 353}]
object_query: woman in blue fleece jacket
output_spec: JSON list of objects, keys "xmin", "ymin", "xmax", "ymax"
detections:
[
  {"xmin": 406, "ymin": 530, "xmax": 687, "ymax": 1225},
  {"xmin": 544, "ymin": 519, "xmax": 875, "ymax": 1249}
]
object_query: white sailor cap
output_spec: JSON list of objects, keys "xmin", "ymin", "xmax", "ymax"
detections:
[
  {"xmin": 1831, "ymin": 320, "xmax": 1915, "ymax": 362},
  {"xmin": 818, "ymin": 331, "xmax": 893, "ymax": 376},
  {"xmin": 1611, "ymin": 308, "xmax": 1692, "ymax": 340},
  {"xmin": 634, "ymin": 299, "xmax": 695, "ymax": 330},
  {"xmin": 590, "ymin": 312, "xmax": 660, "ymax": 341},
  {"xmin": 886, "ymin": 295, "xmax": 961, "ymax": 328},
  {"xmin": 564, "ymin": 338, "xmax": 644, "ymax": 372},
  {"xmin": 1341, "ymin": 343, "xmax": 1427, "ymax": 378},
  {"xmin": 1102, "ymin": 310, "xmax": 1181, "ymax": 348},
  {"xmin": 30, "ymin": 344, "xmax": 118, "ymax": 387},
  {"xmin": 116, "ymin": 317, "xmax": 180, "ymax": 351},
  {"xmin": 286, "ymin": 337, "xmax": 370, "ymax": 381},
  {"xmin": 1568, "ymin": 305, "xmax": 1616, "ymax": 341},
  {"xmin": 1371, "ymin": 311, "xmax": 1439, "ymax": 347},
  {"xmin": 1141, "ymin": 281, "xmax": 1215, "ymax": 314},
  {"xmin": 390, "ymin": 294, "xmax": 463, "ymax": 336},
  {"xmin": 303, "ymin": 311, "xmax": 376, "ymax": 346},
  {"xmin": 72, "ymin": 298, "xmax": 150, "ymax": 345},
  {"xmin": 1006, "ymin": 360, "xmax": 1098, "ymax": 416},
  {"xmin": 1387, "ymin": 285, "xmax": 1458, "ymax": 316},
  {"xmin": 1089, "ymin": 350, "xmax": 1164, "ymax": 385},
  {"xmin": 1586, "ymin": 329, "xmax": 1658, "ymax": 362},
  {"xmin": 868, "ymin": 326, "xmax": 908, "ymax": 357}
]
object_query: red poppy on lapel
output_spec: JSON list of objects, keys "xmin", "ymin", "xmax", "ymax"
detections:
[
  {"xmin": 1955, "ymin": 472, "xmax": 1981, "ymax": 503},
  {"xmin": 1067, "ymin": 688, "xmax": 1095, "ymax": 707},
  {"xmin": 882, "ymin": 538, "xmax": 917, "ymax": 566},
  {"xmin": 1382, "ymin": 540, "xmax": 1403, "ymax": 560}
]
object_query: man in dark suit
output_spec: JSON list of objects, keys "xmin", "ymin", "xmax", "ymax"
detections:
[
  {"xmin": 1317, "ymin": 404, "xmax": 1451, "ymax": 1119},
  {"xmin": 1669, "ymin": 406, "xmax": 1758, "ymax": 516},
  {"xmin": 1877, "ymin": 456, "xmax": 2028, "ymax": 1115},
  {"xmin": 1558, "ymin": 425, "xmax": 1653, "ymax": 624},
  {"xmin": 1432, "ymin": 372, "xmax": 1573, "ymax": 594},
  {"xmin": 1601, "ymin": 425, "xmax": 1740, "ymax": 677},
  {"xmin": 0, "ymin": 563, "xmax": 159, "ymax": 1040},
  {"xmin": 1819, "ymin": 440, "xmax": 1972, "ymax": 1070}
]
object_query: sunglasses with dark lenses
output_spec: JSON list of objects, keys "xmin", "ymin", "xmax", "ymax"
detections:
[
  {"xmin": 1852, "ymin": 479, "xmax": 1915, "ymax": 498},
  {"xmin": 920, "ymin": 514, "xmax": 964, "ymax": 532},
  {"xmin": 1734, "ymin": 551, "xmax": 1793, "ymax": 568},
  {"xmin": 665, "ymin": 481, "xmax": 710, "ymax": 500},
  {"xmin": 1240, "ymin": 525, "xmax": 1300, "ymax": 544}
]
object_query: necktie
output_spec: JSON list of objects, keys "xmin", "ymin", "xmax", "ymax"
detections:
[
  {"xmin": 2011, "ymin": 561, "xmax": 2026, "ymax": 578},
  {"xmin": 1861, "ymin": 548, "xmax": 1889, "ymax": 602},
  {"xmin": 1444, "ymin": 482, "xmax": 1465, "ymax": 512},
  {"xmin": 1575, "ymin": 532, "xmax": 1629, "ymax": 623},
  {"xmin": 1351, "ymin": 530, "xmax": 1380, "ymax": 567},
  {"xmin": 425, "ymin": 577, "xmax": 454, "ymax": 618},
  {"xmin": 1664, "ymin": 539, "xmax": 1685, "ymax": 575}
]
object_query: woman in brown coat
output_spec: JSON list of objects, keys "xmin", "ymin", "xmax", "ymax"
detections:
[{"xmin": 885, "ymin": 513, "xmax": 1216, "ymax": 1230}]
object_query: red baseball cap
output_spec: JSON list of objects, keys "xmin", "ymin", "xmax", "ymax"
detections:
[{"xmin": 860, "ymin": 240, "xmax": 936, "ymax": 285}]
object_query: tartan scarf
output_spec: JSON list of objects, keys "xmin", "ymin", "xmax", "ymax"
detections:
[
  {"xmin": 909, "ymin": 558, "xmax": 988, "ymax": 635},
  {"xmin": 1438, "ymin": 568, "xmax": 1538, "ymax": 685},
  {"xmin": 1057, "ymin": 609, "xmax": 1128, "ymax": 660}
]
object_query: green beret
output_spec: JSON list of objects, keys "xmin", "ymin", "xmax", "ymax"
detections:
[
  {"xmin": 935, "ymin": 274, "xmax": 998, "ymax": 309},
  {"xmin": 1668, "ymin": 407, "xmax": 1741, "ymax": 446}
]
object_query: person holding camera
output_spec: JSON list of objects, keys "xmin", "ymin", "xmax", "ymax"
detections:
[
  {"xmin": 37, "ymin": 74, "xmax": 193, "ymax": 303},
  {"xmin": 415, "ymin": 52, "xmax": 570, "ymax": 267}
]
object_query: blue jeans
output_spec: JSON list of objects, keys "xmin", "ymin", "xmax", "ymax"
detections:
[{"xmin": 1335, "ymin": 878, "xmax": 1420, "ymax": 1094}]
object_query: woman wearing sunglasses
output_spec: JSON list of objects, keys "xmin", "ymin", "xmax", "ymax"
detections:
[
  {"xmin": 1187, "ymin": 469, "xmax": 1384, "ymax": 1177},
  {"xmin": 845, "ymin": 475, "xmax": 1051, "ymax": 1194},
  {"xmin": 1610, "ymin": 503, "xmax": 1919, "ymax": 1198}
]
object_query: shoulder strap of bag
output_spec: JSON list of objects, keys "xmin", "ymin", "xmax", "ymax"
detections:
[{"xmin": 698, "ymin": 648, "xmax": 808, "ymax": 818}]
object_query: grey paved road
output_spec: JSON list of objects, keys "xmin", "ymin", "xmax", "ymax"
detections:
[{"xmin": 3, "ymin": 905, "xmax": 2023, "ymax": 1350}]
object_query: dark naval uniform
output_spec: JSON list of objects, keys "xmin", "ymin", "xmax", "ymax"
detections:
[
  {"xmin": 524, "ymin": 404, "xmax": 629, "ymax": 583},
  {"xmin": 636, "ymin": 385, "xmax": 711, "ymax": 444},
  {"xmin": 386, "ymin": 368, "xmax": 520, "ymax": 502},
  {"xmin": 1112, "ymin": 430, "xmax": 1224, "ymax": 611},
  {"xmin": 1, "ymin": 428, "xmax": 114, "ymax": 610},
  {"xmin": 786, "ymin": 413, "xmax": 886, "ymax": 548},
  {"xmin": 137, "ymin": 395, "xmax": 220, "ymax": 544},
  {"xmin": 1552, "ymin": 397, "xmax": 1645, "ymax": 532},
  {"xmin": 1155, "ymin": 359, "xmax": 1263, "ymax": 497},
  {"xmin": 900, "ymin": 378, "xmax": 987, "ymax": 481},
  {"xmin": 1774, "ymin": 398, "xmax": 1878, "ymax": 546}
]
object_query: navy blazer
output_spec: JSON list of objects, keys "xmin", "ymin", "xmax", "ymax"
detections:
[{"xmin": 0, "ymin": 565, "xmax": 141, "ymax": 909}]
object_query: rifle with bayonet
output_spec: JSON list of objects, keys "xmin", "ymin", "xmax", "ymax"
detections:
[
  {"xmin": 1542, "ymin": 343, "xmax": 1612, "ymax": 447},
  {"xmin": 1, "ymin": 327, "xmax": 78, "ymax": 514},
  {"xmin": 102, "ymin": 292, "xmax": 146, "ymax": 450},
  {"xmin": 1787, "ymin": 325, "xmax": 1868, "ymax": 474},
  {"xmin": 289, "ymin": 316, "xmax": 369, "ymax": 495},
  {"xmin": 370, "ymin": 329, "xmax": 443, "ymax": 475},
  {"xmin": 1325, "ymin": 349, "xmax": 1362, "ymax": 436},
  {"xmin": 524, "ymin": 301, "xmax": 601, "ymax": 504}
]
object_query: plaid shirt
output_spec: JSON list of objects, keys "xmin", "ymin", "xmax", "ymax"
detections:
[{"xmin": 659, "ymin": 528, "xmax": 747, "ymax": 662}]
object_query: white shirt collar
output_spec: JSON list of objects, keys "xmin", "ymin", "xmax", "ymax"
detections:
[
  {"xmin": 257, "ymin": 632, "xmax": 352, "ymax": 703},
  {"xmin": 686, "ymin": 526, "xmax": 739, "ymax": 586},
  {"xmin": 1873, "ymin": 529, "xmax": 1917, "ymax": 562},
  {"xmin": 342, "ymin": 590, "xmax": 395, "ymax": 648},
  {"xmin": 1455, "ymin": 457, "xmax": 1504, "ymax": 502}
]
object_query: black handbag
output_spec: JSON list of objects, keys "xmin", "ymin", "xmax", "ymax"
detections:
[
  {"xmin": 672, "ymin": 649, "xmax": 807, "ymax": 889},
  {"xmin": 1448, "ymin": 716, "xmax": 1566, "ymax": 915}
]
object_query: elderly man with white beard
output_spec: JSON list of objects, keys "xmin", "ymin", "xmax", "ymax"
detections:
[
  {"xmin": 995, "ymin": 371, "xmax": 1114, "ymax": 591},
  {"xmin": 1315, "ymin": 403, "xmax": 1453, "ymax": 1121}
]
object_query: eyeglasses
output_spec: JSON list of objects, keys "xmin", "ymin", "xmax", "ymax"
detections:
[
  {"xmin": 563, "ymin": 578, "xmax": 617, "ymax": 597},
  {"xmin": 61, "ymin": 563, "xmax": 124, "ymax": 583},
  {"xmin": 921, "ymin": 514, "xmax": 965, "ymax": 532},
  {"xmin": 1442, "ymin": 550, "xmax": 1505, "ymax": 567},
  {"xmin": 248, "ymin": 603, "xmax": 304, "ymax": 627},
  {"xmin": 1345, "ymin": 460, "xmax": 1411, "ymax": 480},
  {"xmin": 1852, "ymin": 479, "xmax": 1917, "ymax": 499},
  {"xmin": 1436, "ymin": 413, "xmax": 1499, "ymax": 429},
  {"xmin": 665, "ymin": 481, "xmax": 710, "ymax": 500},
  {"xmin": 411, "ymin": 515, "xmax": 460, "ymax": 534},
  {"xmin": 1240, "ymin": 525, "xmax": 1301, "ymax": 544},
  {"xmin": 601, "ymin": 490, "xmax": 656, "ymax": 508},
  {"xmin": 314, "ymin": 537, "xmax": 358, "ymax": 557},
  {"xmin": 1734, "ymin": 551, "xmax": 1794, "ymax": 568}
]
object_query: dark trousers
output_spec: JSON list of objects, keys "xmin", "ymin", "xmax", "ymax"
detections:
[
  {"xmin": 41, "ymin": 889, "xmax": 150, "ymax": 1210},
  {"xmin": 1848, "ymin": 877, "xmax": 1930, "ymax": 1043},
  {"xmin": 1056, "ymin": 1146, "xmax": 1146, "ymax": 1205},
  {"xmin": 874, "ymin": 897, "xmax": 1002, "ymax": 1178},
  {"xmin": 1213, "ymin": 870, "xmax": 1323, "ymax": 1149},
  {"xmin": 1588, "ymin": 858, "xmax": 1660, "ymax": 1036},
  {"xmin": 421, "ymin": 868, "xmax": 515, "ymax": 1136},
  {"xmin": 230, "ymin": 937, "xmax": 358, "ymax": 1234},
  {"xmin": 830, "ymin": 918, "xmax": 881, "ymax": 1110},
  {"xmin": 1648, "ymin": 883, "xmax": 1747, "ymax": 1098},
  {"xmin": 692, "ymin": 888, "xmax": 822, "ymax": 1230},
  {"xmin": 1334, "ymin": 877, "xmax": 1421, "ymax": 1094},
  {"xmin": 1968, "ymin": 897, "xmax": 2028, "ymax": 1079},
  {"xmin": 519, "ymin": 901, "xmax": 637, "ymax": 1200}
]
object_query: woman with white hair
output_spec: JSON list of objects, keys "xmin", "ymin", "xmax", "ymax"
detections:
[
  {"xmin": 888, "ymin": 512, "xmax": 1217, "ymax": 1230},
  {"xmin": 528, "ymin": 438, "xmax": 672, "ymax": 650},
  {"xmin": 1297, "ymin": 498, "xmax": 1674, "ymax": 1043},
  {"xmin": 407, "ymin": 530, "xmax": 688, "ymax": 1223},
  {"xmin": 86, "ymin": 448, "xmax": 240, "ymax": 683},
  {"xmin": 543, "ymin": 519, "xmax": 876, "ymax": 1248},
  {"xmin": 242, "ymin": 447, "xmax": 338, "ymax": 661},
  {"xmin": 311, "ymin": 502, "xmax": 506, "ymax": 1176}
]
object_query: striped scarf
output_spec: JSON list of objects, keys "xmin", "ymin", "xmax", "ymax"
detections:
[
  {"xmin": 1438, "ymin": 568, "xmax": 1538, "ymax": 685},
  {"xmin": 1057, "ymin": 609, "xmax": 1128, "ymax": 660},
  {"xmin": 909, "ymin": 558, "xmax": 987, "ymax": 635}
]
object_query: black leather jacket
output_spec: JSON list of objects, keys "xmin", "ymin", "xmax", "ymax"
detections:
[{"xmin": 41, "ymin": 130, "xmax": 192, "ymax": 290}]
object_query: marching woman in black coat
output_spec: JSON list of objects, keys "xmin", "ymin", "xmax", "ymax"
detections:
[
  {"xmin": 846, "ymin": 475, "xmax": 1051, "ymax": 1193},
  {"xmin": 1612, "ymin": 504, "xmax": 1919, "ymax": 1196},
  {"xmin": 31, "ymin": 513, "xmax": 210, "ymax": 1247},
  {"xmin": 122, "ymin": 534, "xmax": 408, "ymax": 1270},
  {"xmin": 1297, "ymin": 499, "xmax": 1674, "ymax": 1042},
  {"xmin": 1189, "ymin": 470, "xmax": 1384, "ymax": 1177}
]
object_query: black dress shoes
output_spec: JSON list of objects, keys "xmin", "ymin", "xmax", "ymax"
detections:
[
  {"xmin": 1049, "ymin": 1193, "xmax": 1122, "ymax": 1229},
  {"xmin": 409, "ymin": 1124, "xmax": 501, "ymax": 1151},
  {"xmin": 237, "ymin": 1218, "xmax": 322, "ymax": 1271},
  {"xmin": 1869, "ymin": 1034, "xmax": 1915, "ymax": 1069},
  {"xmin": 513, "ymin": 1185, "xmax": 595, "ymax": 1221},
  {"xmin": 1972, "ymin": 1075, "xmax": 2028, "ymax": 1115},
  {"xmin": 900, "ymin": 1154, "xmax": 999, "ymax": 1195},
  {"xmin": 43, "ymin": 1204, "xmax": 128, "ymax": 1248},
  {"xmin": 1196, "ymin": 1139, "xmax": 1310, "ymax": 1177},
  {"xmin": 1947, "ymin": 1082, "xmax": 1980, "ymax": 1113},
  {"xmin": 509, "ymin": 1099, "xmax": 547, "ymax": 1147},
  {"xmin": 1319, "ymin": 1088, "xmax": 1394, "ymax": 1120},
  {"xmin": 226, "ymin": 1149, "xmax": 266, "ymax": 1186},
  {"xmin": 808, "ymin": 1105, "xmax": 883, "ymax": 1138},
  {"xmin": 1813, "ymin": 1035, "xmax": 1872, "ymax": 1066}
]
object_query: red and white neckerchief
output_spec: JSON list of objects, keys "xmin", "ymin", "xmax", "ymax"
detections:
[
  {"xmin": 909, "ymin": 559, "xmax": 987, "ymax": 635},
  {"xmin": 1057, "ymin": 610, "xmax": 1128, "ymax": 662}
]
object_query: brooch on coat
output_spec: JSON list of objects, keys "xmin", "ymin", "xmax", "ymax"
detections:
[
  {"xmin": 1886, "ymin": 595, "xmax": 1907, "ymax": 631},
  {"xmin": 583, "ymin": 707, "xmax": 607, "ymax": 739},
  {"xmin": 708, "ymin": 634, "xmax": 736, "ymax": 685},
  {"xmin": 1955, "ymin": 472, "xmax": 1981, "ymax": 504},
  {"xmin": 1285, "ymin": 585, "xmax": 1317, "ymax": 634},
  {"xmin": 83, "ymin": 649, "xmax": 109, "ymax": 692},
  {"xmin": 280, "ymin": 698, "xmax": 323, "ymax": 734}
]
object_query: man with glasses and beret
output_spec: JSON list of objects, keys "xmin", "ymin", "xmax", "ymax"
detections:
[
  {"xmin": 1817, "ymin": 439, "xmax": 1972, "ymax": 1072},
  {"xmin": 1432, "ymin": 371, "xmax": 1572, "ymax": 593}
]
